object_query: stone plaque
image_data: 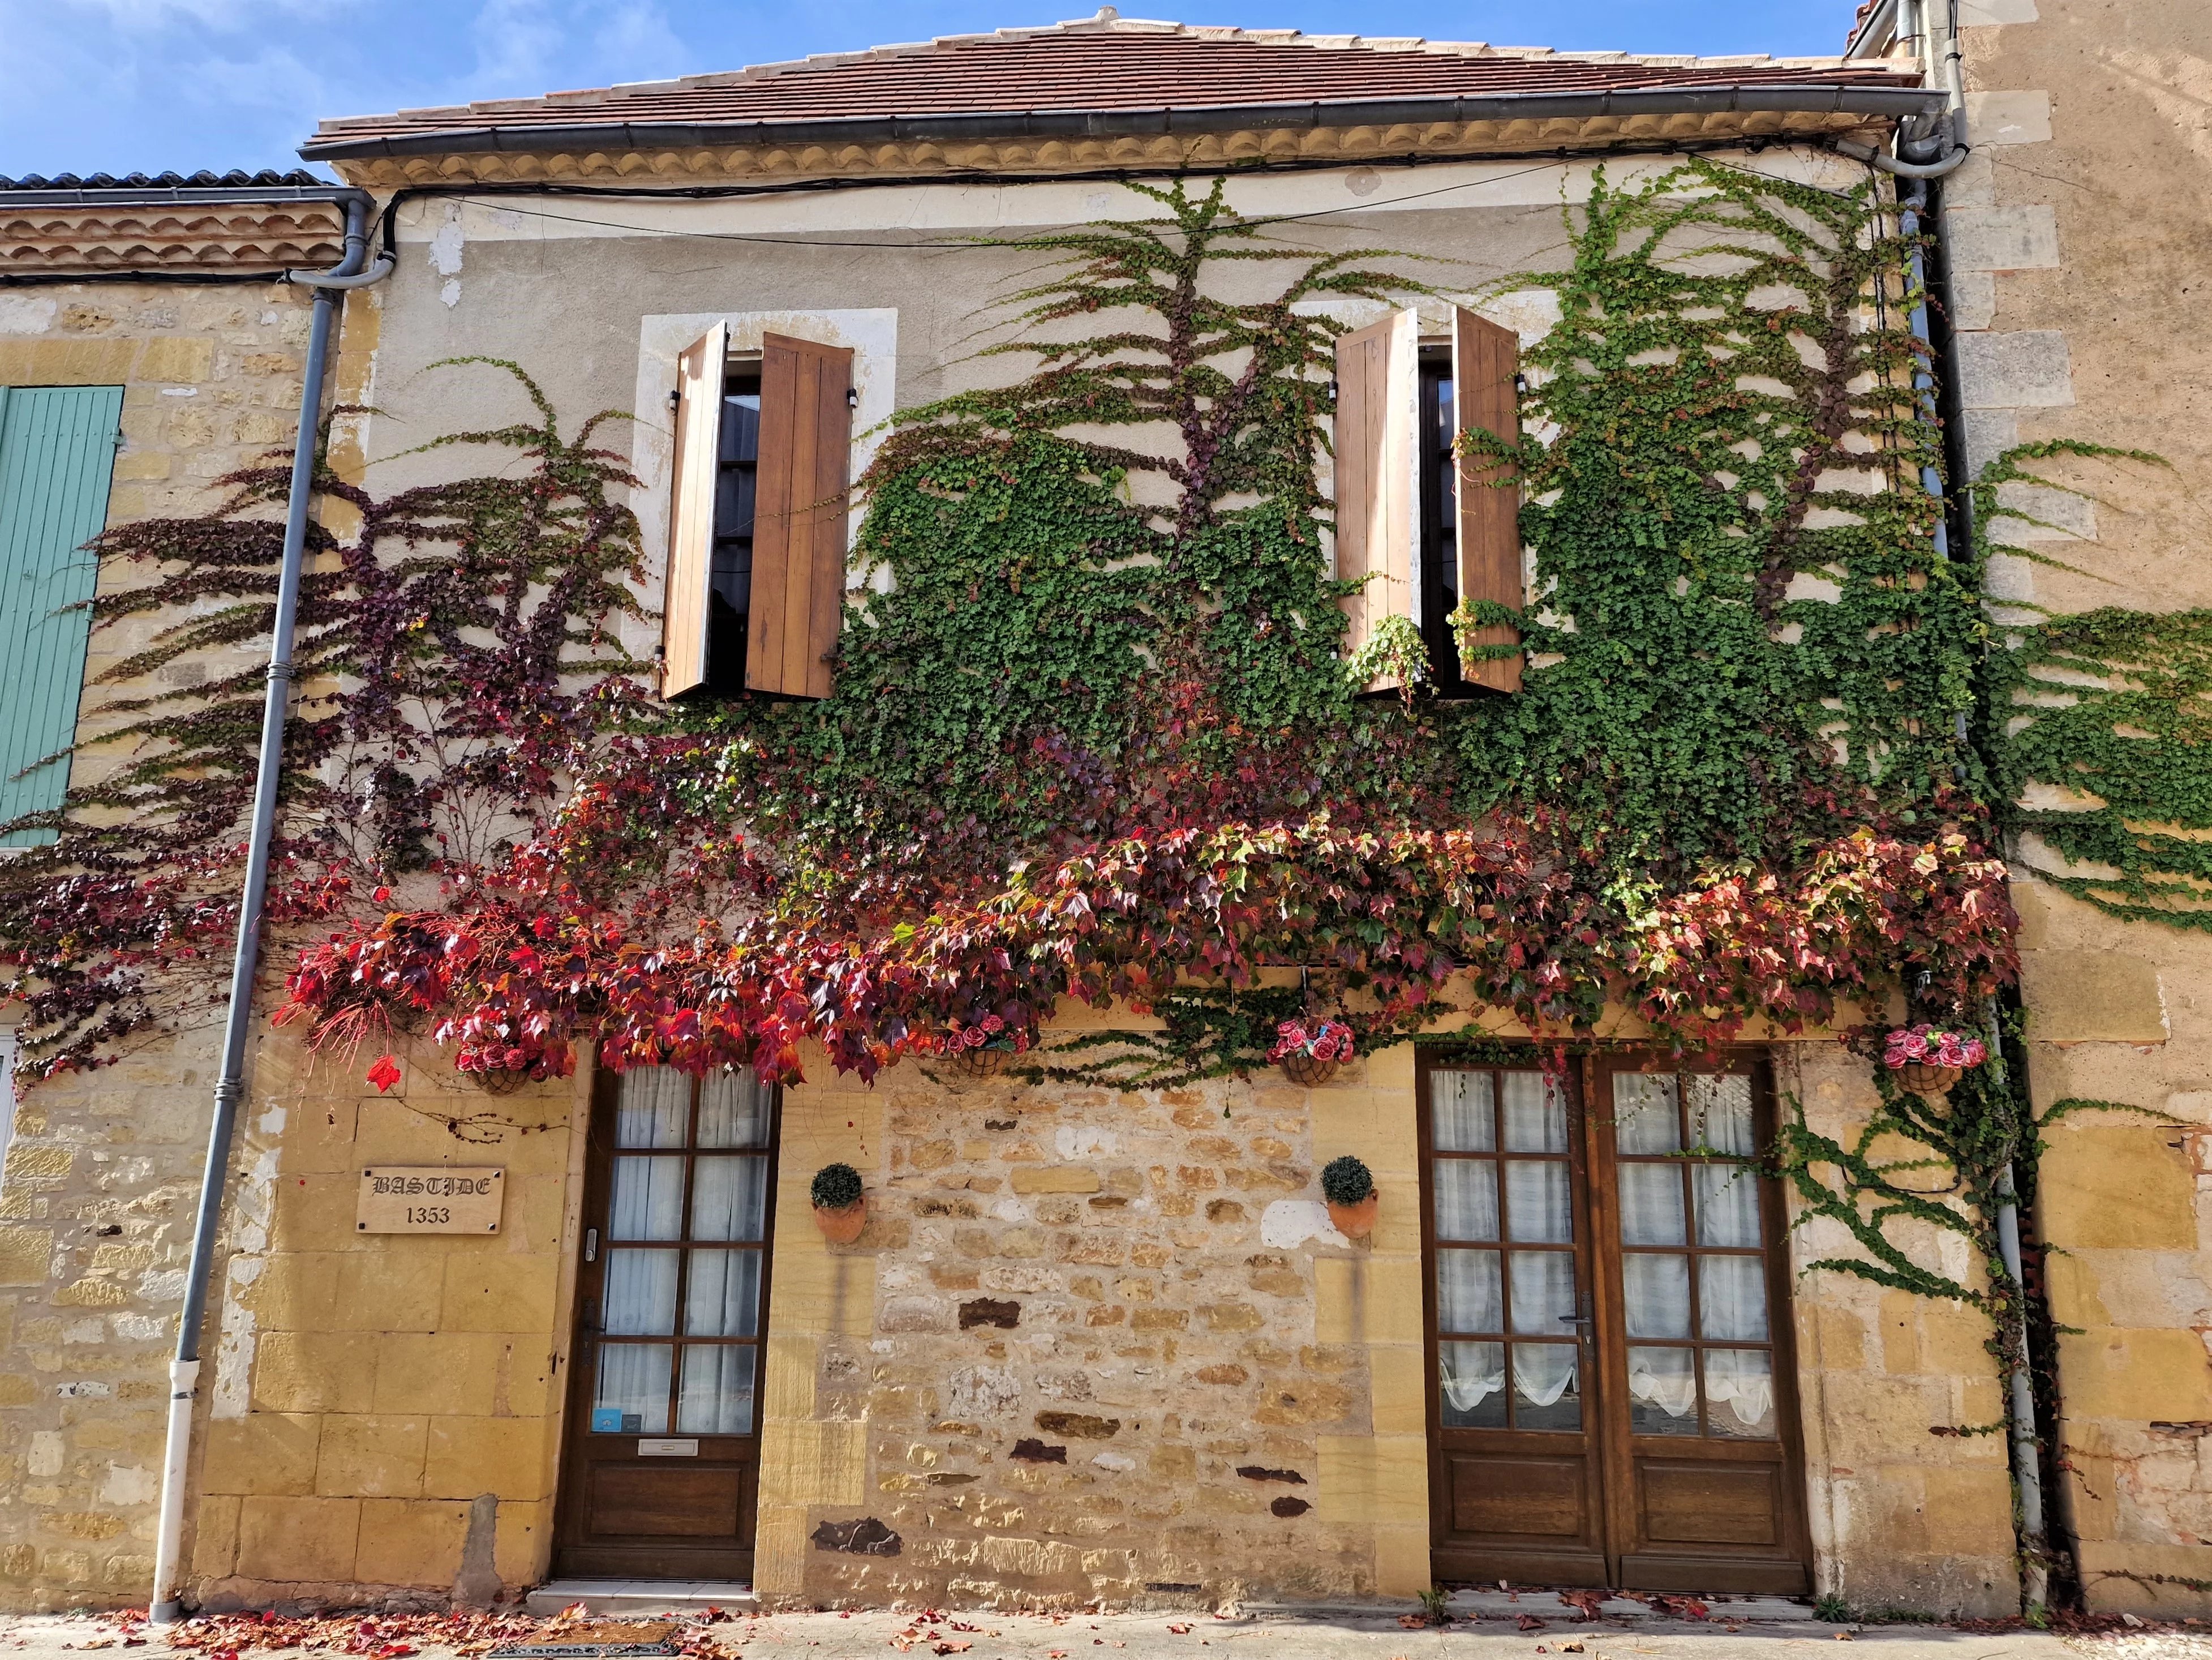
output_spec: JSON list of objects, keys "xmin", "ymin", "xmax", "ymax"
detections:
[{"xmin": 356, "ymin": 1166, "xmax": 504, "ymax": 1234}]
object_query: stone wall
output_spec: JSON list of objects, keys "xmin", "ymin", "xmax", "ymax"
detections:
[
  {"xmin": 755, "ymin": 1040, "xmax": 1428, "ymax": 1608},
  {"xmin": 1952, "ymin": 0, "xmax": 2212, "ymax": 1616},
  {"xmin": 0, "ymin": 279, "xmax": 320, "ymax": 1612}
]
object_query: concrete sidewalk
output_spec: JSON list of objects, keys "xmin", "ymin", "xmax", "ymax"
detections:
[{"xmin": 0, "ymin": 1606, "xmax": 2184, "ymax": 1660}]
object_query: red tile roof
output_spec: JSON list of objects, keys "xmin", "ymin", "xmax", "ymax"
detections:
[{"xmin": 304, "ymin": 13, "xmax": 1926, "ymax": 158}]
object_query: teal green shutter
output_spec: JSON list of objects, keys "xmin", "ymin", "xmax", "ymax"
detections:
[{"xmin": 0, "ymin": 384, "xmax": 123, "ymax": 847}]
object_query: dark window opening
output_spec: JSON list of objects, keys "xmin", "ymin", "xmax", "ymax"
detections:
[
  {"xmin": 1418, "ymin": 350, "xmax": 1472, "ymax": 696},
  {"xmin": 705, "ymin": 366, "xmax": 762, "ymax": 696}
]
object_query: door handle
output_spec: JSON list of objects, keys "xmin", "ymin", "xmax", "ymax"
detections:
[
  {"xmin": 1557, "ymin": 1315, "xmax": 1593, "ymax": 1328},
  {"xmin": 585, "ymin": 1226, "xmax": 598, "ymax": 1263}
]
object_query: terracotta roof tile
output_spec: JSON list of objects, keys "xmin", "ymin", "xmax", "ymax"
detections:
[{"xmin": 307, "ymin": 13, "xmax": 1922, "ymax": 151}]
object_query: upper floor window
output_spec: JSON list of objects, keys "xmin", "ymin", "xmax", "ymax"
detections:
[
  {"xmin": 1336, "ymin": 307, "xmax": 1523, "ymax": 697},
  {"xmin": 662, "ymin": 329, "xmax": 853, "ymax": 702}
]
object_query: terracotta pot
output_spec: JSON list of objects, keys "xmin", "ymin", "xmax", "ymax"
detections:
[
  {"xmin": 1897, "ymin": 1062, "xmax": 1962, "ymax": 1097},
  {"xmin": 471, "ymin": 1066, "xmax": 530, "ymax": 1095},
  {"xmin": 950, "ymin": 1046, "xmax": 1011, "ymax": 1079},
  {"xmin": 1279, "ymin": 1050, "xmax": 1339, "ymax": 1088},
  {"xmin": 1327, "ymin": 1193, "xmax": 1378, "ymax": 1240},
  {"xmin": 813, "ymin": 1197, "xmax": 867, "ymax": 1243}
]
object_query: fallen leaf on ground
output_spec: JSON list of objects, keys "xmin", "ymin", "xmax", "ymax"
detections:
[
  {"xmin": 1397, "ymin": 1616, "xmax": 1427, "ymax": 1630},
  {"xmin": 1516, "ymin": 1615, "xmax": 1546, "ymax": 1632},
  {"xmin": 1166, "ymin": 1626, "xmax": 1191, "ymax": 1636},
  {"xmin": 930, "ymin": 1642, "xmax": 970, "ymax": 1655}
]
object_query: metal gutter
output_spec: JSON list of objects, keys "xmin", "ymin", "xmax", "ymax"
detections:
[
  {"xmin": 300, "ymin": 81, "xmax": 1942, "ymax": 162},
  {"xmin": 1846, "ymin": 0, "xmax": 1903, "ymax": 59}
]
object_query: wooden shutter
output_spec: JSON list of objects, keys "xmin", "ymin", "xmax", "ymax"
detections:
[
  {"xmin": 1334, "ymin": 311, "xmax": 1419, "ymax": 693},
  {"xmin": 1451, "ymin": 307, "xmax": 1524, "ymax": 694},
  {"xmin": 747, "ymin": 332, "xmax": 853, "ymax": 701},
  {"xmin": 0, "ymin": 384, "xmax": 122, "ymax": 847},
  {"xmin": 660, "ymin": 322, "xmax": 725, "ymax": 700}
]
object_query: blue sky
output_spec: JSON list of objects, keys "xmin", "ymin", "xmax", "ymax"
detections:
[{"xmin": 1, "ymin": 0, "xmax": 1866, "ymax": 181}]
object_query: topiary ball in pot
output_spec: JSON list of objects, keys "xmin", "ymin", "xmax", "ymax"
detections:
[
  {"xmin": 1320, "ymin": 1155, "xmax": 1378, "ymax": 1239},
  {"xmin": 811, "ymin": 1161, "xmax": 867, "ymax": 1243}
]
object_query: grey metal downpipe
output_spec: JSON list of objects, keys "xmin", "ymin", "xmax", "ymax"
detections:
[{"xmin": 148, "ymin": 190, "xmax": 390, "ymax": 1625}]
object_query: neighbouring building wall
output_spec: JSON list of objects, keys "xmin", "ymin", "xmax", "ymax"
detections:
[
  {"xmin": 1951, "ymin": 0, "xmax": 2212, "ymax": 1617},
  {"xmin": 0, "ymin": 280, "xmax": 323, "ymax": 1612}
]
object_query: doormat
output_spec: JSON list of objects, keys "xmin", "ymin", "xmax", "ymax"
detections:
[{"xmin": 491, "ymin": 1622, "xmax": 681, "ymax": 1658}]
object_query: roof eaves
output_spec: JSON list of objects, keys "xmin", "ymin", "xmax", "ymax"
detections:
[{"xmin": 299, "ymin": 80, "xmax": 1942, "ymax": 163}]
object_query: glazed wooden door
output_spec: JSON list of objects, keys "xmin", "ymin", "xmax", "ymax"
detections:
[
  {"xmin": 555, "ymin": 1066, "xmax": 779, "ymax": 1579},
  {"xmin": 1588, "ymin": 1056, "xmax": 1810, "ymax": 1594},
  {"xmin": 1421, "ymin": 1060, "xmax": 1610, "ymax": 1585},
  {"xmin": 1421, "ymin": 1053, "xmax": 1810, "ymax": 1592}
]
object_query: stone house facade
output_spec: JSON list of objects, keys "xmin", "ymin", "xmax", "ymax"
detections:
[{"xmin": 0, "ymin": 3, "xmax": 2206, "ymax": 1623}]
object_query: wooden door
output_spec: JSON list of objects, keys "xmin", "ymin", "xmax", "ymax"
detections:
[
  {"xmin": 1587, "ymin": 1055, "xmax": 1810, "ymax": 1594},
  {"xmin": 555, "ymin": 1066, "xmax": 779, "ymax": 1579},
  {"xmin": 1420, "ymin": 1052, "xmax": 1810, "ymax": 1593},
  {"xmin": 1421, "ymin": 1058, "xmax": 1610, "ymax": 1585}
]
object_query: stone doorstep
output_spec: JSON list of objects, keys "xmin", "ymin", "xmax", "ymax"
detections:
[
  {"xmin": 521, "ymin": 1583, "xmax": 758, "ymax": 1618},
  {"xmin": 1444, "ymin": 1591, "xmax": 1819, "ymax": 1623}
]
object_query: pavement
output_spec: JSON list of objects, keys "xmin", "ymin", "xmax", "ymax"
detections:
[{"xmin": 0, "ymin": 1605, "xmax": 2203, "ymax": 1660}]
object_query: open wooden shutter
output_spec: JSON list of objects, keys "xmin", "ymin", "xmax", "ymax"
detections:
[
  {"xmin": 1451, "ymin": 307, "xmax": 1524, "ymax": 693},
  {"xmin": 747, "ymin": 332, "xmax": 853, "ymax": 701},
  {"xmin": 659, "ymin": 321, "xmax": 726, "ymax": 699},
  {"xmin": 1334, "ymin": 310, "xmax": 1419, "ymax": 693}
]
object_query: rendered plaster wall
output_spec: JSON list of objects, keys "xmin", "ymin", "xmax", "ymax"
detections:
[
  {"xmin": 0, "ymin": 281, "xmax": 323, "ymax": 1612},
  {"xmin": 755, "ymin": 1036, "xmax": 1428, "ymax": 1609},
  {"xmin": 1952, "ymin": 0, "xmax": 2212, "ymax": 1616}
]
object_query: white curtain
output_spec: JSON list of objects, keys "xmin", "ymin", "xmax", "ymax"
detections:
[
  {"xmin": 1512, "ymin": 1344, "xmax": 1579, "ymax": 1409},
  {"xmin": 1502, "ymin": 1071, "xmax": 1566, "ymax": 1152},
  {"xmin": 1627, "ymin": 1345, "xmax": 1698, "ymax": 1421},
  {"xmin": 1694, "ymin": 1163, "xmax": 1760, "ymax": 1246},
  {"xmin": 617, "ymin": 1066, "xmax": 690, "ymax": 1147},
  {"xmin": 1508, "ymin": 1249, "xmax": 1575, "ymax": 1335},
  {"xmin": 1613, "ymin": 1073, "xmax": 1680, "ymax": 1153},
  {"xmin": 603, "ymin": 1248, "xmax": 678, "ymax": 1334},
  {"xmin": 1620, "ymin": 1163, "xmax": 1687, "ymax": 1245},
  {"xmin": 677, "ymin": 1345, "xmax": 757, "ymax": 1435},
  {"xmin": 1699, "ymin": 1254, "xmax": 1769, "ymax": 1340},
  {"xmin": 1704, "ymin": 1348, "xmax": 1776, "ymax": 1436},
  {"xmin": 692, "ymin": 1154, "xmax": 768, "ymax": 1242},
  {"xmin": 1505, "ymin": 1160, "xmax": 1571, "ymax": 1242},
  {"xmin": 1435, "ymin": 1158, "xmax": 1498, "ymax": 1242},
  {"xmin": 1438, "ymin": 1248, "xmax": 1502, "ymax": 1333},
  {"xmin": 685, "ymin": 1248, "xmax": 762, "ymax": 1337},
  {"xmin": 611, "ymin": 1153, "xmax": 685, "ymax": 1239},
  {"xmin": 1686, "ymin": 1073, "xmax": 1756, "ymax": 1154},
  {"xmin": 1432, "ymin": 1071, "xmax": 1496, "ymax": 1151},
  {"xmin": 1622, "ymin": 1254, "xmax": 1691, "ymax": 1338},
  {"xmin": 699, "ymin": 1067, "xmax": 772, "ymax": 1148},
  {"xmin": 594, "ymin": 1341, "xmax": 672, "ymax": 1434},
  {"xmin": 1439, "ymin": 1340, "xmax": 1505, "ymax": 1412}
]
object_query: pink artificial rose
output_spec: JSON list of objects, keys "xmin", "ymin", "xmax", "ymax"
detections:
[{"xmin": 982, "ymin": 1014, "xmax": 1006, "ymax": 1035}]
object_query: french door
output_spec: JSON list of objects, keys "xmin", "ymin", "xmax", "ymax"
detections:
[
  {"xmin": 554, "ymin": 1066, "xmax": 779, "ymax": 1578},
  {"xmin": 1420, "ymin": 1052, "xmax": 1810, "ymax": 1593}
]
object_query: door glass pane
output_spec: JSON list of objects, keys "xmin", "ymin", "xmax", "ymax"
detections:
[
  {"xmin": 677, "ymin": 1344, "xmax": 758, "ymax": 1435},
  {"xmin": 1704, "ymin": 1349, "xmax": 1777, "ymax": 1439},
  {"xmin": 1504, "ymin": 1160, "xmax": 1571, "ymax": 1242},
  {"xmin": 1433, "ymin": 1072, "xmax": 1496, "ymax": 1151},
  {"xmin": 603, "ymin": 1248, "xmax": 678, "ymax": 1335},
  {"xmin": 1699, "ymin": 1255, "xmax": 1769, "ymax": 1341},
  {"xmin": 1511, "ymin": 1344, "xmax": 1581, "ymax": 1430},
  {"xmin": 1435, "ymin": 1159, "xmax": 1498, "ymax": 1241},
  {"xmin": 1438, "ymin": 1247, "xmax": 1503, "ymax": 1333},
  {"xmin": 1438, "ymin": 1340, "xmax": 1507, "ymax": 1427},
  {"xmin": 686, "ymin": 1249, "xmax": 762, "ymax": 1336},
  {"xmin": 1613, "ymin": 1073, "xmax": 1681, "ymax": 1153},
  {"xmin": 1507, "ymin": 1250, "xmax": 1576, "ymax": 1335},
  {"xmin": 1687, "ymin": 1074, "xmax": 1756, "ymax": 1155},
  {"xmin": 1622, "ymin": 1252, "xmax": 1691, "ymax": 1338},
  {"xmin": 1694, "ymin": 1163, "xmax": 1762, "ymax": 1246},
  {"xmin": 1501, "ymin": 1072, "xmax": 1566, "ymax": 1152},
  {"xmin": 699, "ymin": 1069, "xmax": 772, "ymax": 1148},
  {"xmin": 691, "ymin": 1155, "xmax": 768, "ymax": 1242},
  {"xmin": 616, "ymin": 1069, "xmax": 690, "ymax": 1148},
  {"xmin": 611, "ymin": 1155, "xmax": 686, "ymax": 1239},
  {"xmin": 1626, "ymin": 1345, "xmax": 1699, "ymax": 1435},
  {"xmin": 593, "ymin": 1342, "xmax": 672, "ymax": 1434},
  {"xmin": 1619, "ymin": 1164, "xmax": 1687, "ymax": 1245}
]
